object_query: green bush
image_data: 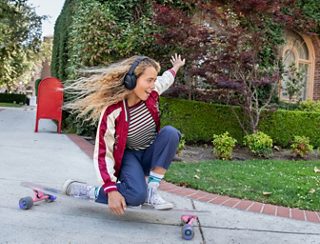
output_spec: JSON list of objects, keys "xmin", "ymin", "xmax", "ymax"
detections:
[
  {"xmin": 291, "ymin": 135, "xmax": 313, "ymax": 158},
  {"xmin": 52, "ymin": 0, "xmax": 156, "ymax": 81},
  {"xmin": 34, "ymin": 78, "xmax": 41, "ymax": 96},
  {"xmin": 243, "ymin": 131, "xmax": 273, "ymax": 157},
  {"xmin": 62, "ymin": 96, "xmax": 320, "ymax": 148},
  {"xmin": 298, "ymin": 100, "xmax": 320, "ymax": 113},
  {"xmin": 212, "ymin": 132, "xmax": 237, "ymax": 160},
  {"xmin": 160, "ymin": 97, "xmax": 245, "ymax": 143},
  {"xmin": 0, "ymin": 93, "xmax": 27, "ymax": 104},
  {"xmin": 177, "ymin": 134, "xmax": 186, "ymax": 155},
  {"xmin": 160, "ymin": 97, "xmax": 320, "ymax": 148},
  {"xmin": 259, "ymin": 109, "xmax": 320, "ymax": 147}
]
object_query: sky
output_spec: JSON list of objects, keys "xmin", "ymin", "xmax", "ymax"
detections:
[{"xmin": 27, "ymin": 0, "xmax": 65, "ymax": 37}]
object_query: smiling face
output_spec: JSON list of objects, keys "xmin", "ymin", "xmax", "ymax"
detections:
[{"xmin": 126, "ymin": 66, "xmax": 158, "ymax": 106}]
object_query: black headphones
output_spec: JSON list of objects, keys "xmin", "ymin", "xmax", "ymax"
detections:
[{"xmin": 123, "ymin": 56, "xmax": 147, "ymax": 90}]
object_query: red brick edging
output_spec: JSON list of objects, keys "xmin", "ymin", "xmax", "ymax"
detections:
[
  {"xmin": 67, "ymin": 134, "xmax": 94, "ymax": 159},
  {"xmin": 66, "ymin": 134, "xmax": 320, "ymax": 224}
]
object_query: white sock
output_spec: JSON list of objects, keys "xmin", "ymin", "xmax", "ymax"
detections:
[{"xmin": 148, "ymin": 171, "xmax": 164, "ymax": 188}]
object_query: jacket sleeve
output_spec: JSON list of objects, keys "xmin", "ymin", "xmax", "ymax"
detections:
[
  {"xmin": 93, "ymin": 106, "xmax": 121, "ymax": 194},
  {"xmin": 154, "ymin": 69, "xmax": 176, "ymax": 95}
]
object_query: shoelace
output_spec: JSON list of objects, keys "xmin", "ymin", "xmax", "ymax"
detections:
[
  {"xmin": 72, "ymin": 183, "xmax": 90, "ymax": 198},
  {"xmin": 147, "ymin": 187, "xmax": 165, "ymax": 205}
]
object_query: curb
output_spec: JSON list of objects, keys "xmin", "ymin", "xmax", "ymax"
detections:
[{"xmin": 66, "ymin": 134, "xmax": 320, "ymax": 224}]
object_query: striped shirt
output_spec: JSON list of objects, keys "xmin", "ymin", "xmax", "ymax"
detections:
[{"xmin": 126, "ymin": 101, "xmax": 157, "ymax": 150}]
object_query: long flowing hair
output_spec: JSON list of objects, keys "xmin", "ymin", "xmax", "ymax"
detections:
[{"xmin": 64, "ymin": 56, "xmax": 161, "ymax": 123}]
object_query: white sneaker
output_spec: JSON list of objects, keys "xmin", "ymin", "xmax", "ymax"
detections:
[
  {"xmin": 145, "ymin": 186, "xmax": 174, "ymax": 210},
  {"xmin": 62, "ymin": 179, "xmax": 96, "ymax": 200}
]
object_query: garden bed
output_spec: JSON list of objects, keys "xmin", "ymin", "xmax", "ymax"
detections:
[{"xmin": 175, "ymin": 144, "xmax": 320, "ymax": 163}]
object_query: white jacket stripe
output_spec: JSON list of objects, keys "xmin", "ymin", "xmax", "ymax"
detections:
[{"xmin": 93, "ymin": 107, "xmax": 121, "ymax": 185}]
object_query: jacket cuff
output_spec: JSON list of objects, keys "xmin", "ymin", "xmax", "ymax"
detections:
[
  {"xmin": 168, "ymin": 68, "xmax": 176, "ymax": 77},
  {"xmin": 103, "ymin": 182, "xmax": 118, "ymax": 193}
]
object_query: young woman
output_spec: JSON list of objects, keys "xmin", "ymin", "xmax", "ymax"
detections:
[{"xmin": 63, "ymin": 54, "xmax": 185, "ymax": 215}]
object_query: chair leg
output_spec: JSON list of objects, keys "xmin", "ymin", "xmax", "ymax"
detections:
[
  {"xmin": 35, "ymin": 118, "xmax": 39, "ymax": 132},
  {"xmin": 58, "ymin": 119, "xmax": 62, "ymax": 133}
]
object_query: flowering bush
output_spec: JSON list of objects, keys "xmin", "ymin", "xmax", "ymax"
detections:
[
  {"xmin": 243, "ymin": 131, "xmax": 273, "ymax": 157},
  {"xmin": 212, "ymin": 132, "xmax": 237, "ymax": 160},
  {"xmin": 176, "ymin": 134, "xmax": 186, "ymax": 156},
  {"xmin": 291, "ymin": 136, "xmax": 313, "ymax": 158}
]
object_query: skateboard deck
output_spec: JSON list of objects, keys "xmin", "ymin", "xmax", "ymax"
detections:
[{"xmin": 19, "ymin": 181, "xmax": 207, "ymax": 240}]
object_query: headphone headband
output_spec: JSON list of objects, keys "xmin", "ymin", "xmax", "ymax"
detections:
[
  {"xmin": 127, "ymin": 56, "xmax": 147, "ymax": 76},
  {"xmin": 123, "ymin": 56, "xmax": 148, "ymax": 90}
]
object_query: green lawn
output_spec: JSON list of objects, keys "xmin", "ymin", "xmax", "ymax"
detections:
[
  {"xmin": 0, "ymin": 102, "xmax": 24, "ymax": 107},
  {"xmin": 165, "ymin": 160, "xmax": 320, "ymax": 211}
]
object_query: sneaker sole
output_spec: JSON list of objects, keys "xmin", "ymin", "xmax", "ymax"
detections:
[
  {"xmin": 144, "ymin": 202, "xmax": 174, "ymax": 210},
  {"xmin": 154, "ymin": 204, "xmax": 174, "ymax": 210}
]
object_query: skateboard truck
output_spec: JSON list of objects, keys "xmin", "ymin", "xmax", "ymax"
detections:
[
  {"xmin": 19, "ymin": 189, "xmax": 57, "ymax": 210},
  {"xmin": 181, "ymin": 215, "xmax": 197, "ymax": 240}
]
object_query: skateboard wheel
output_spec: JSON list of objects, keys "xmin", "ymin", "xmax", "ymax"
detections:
[
  {"xmin": 19, "ymin": 196, "xmax": 33, "ymax": 210},
  {"xmin": 47, "ymin": 195, "xmax": 57, "ymax": 202},
  {"xmin": 182, "ymin": 224, "xmax": 194, "ymax": 240}
]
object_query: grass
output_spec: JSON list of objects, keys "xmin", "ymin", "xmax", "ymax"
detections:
[
  {"xmin": 0, "ymin": 102, "xmax": 24, "ymax": 107},
  {"xmin": 165, "ymin": 159, "xmax": 320, "ymax": 211}
]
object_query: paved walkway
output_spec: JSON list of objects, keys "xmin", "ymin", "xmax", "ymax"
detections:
[{"xmin": 0, "ymin": 107, "xmax": 319, "ymax": 244}]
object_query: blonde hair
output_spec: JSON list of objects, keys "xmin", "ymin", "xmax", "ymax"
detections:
[{"xmin": 64, "ymin": 56, "xmax": 161, "ymax": 123}]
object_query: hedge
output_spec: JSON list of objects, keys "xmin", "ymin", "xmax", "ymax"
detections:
[
  {"xmin": 160, "ymin": 97, "xmax": 245, "ymax": 143},
  {"xmin": 0, "ymin": 93, "xmax": 27, "ymax": 104},
  {"xmin": 51, "ymin": 0, "xmax": 156, "ymax": 81},
  {"xmin": 34, "ymin": 78, "xmax": 41, "ymax": 96},
  {"xmin": 51, "ymin": 0, "xmax": 76, "ymax": 81},
  {"xmin": 160, "ymin": 97, "xmax": 320, "ymax": 147},
  {"xmin": 259, "ymin": 110, "xmax": 320, "ymax": 147}
]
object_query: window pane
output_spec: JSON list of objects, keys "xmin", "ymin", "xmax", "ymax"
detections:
[
  {"xmin": 281, "ymin": 50, "xmax": 295, "ymax": 99},
  {"xmin": 283, "ymin": 49, "xmax": 295, "ymax": 66},
  {"xmin": 286, "ymin": 31, "xmax": 309, "ymax": 60},
  {"xmin": 299, "ymin": 63, "xmax": 309, "ymax": 100}
]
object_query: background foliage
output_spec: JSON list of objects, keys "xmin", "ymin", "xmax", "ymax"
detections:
[
  {"xmin": 0, "ymin": 0, "xmax": 44, "ymax": 90},
  {"xmin": 161, "ymin": 97, "xmax": 320, "ymax": 148},
  {"xmin": 51, "ymin": 0, "xmax": 320, "ymax": 143}
]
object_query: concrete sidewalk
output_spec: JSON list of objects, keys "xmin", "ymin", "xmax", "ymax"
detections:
[{"xmin": 0, "ymin": 107, "xmax": 319, "ymax": 244}]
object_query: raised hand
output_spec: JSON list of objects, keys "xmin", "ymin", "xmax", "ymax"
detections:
[{"xmin": 170, "ymin": 53, "xmax": 186, "ymax": 73}]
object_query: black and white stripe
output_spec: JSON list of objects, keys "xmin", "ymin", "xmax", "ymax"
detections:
[{"xmin": 126, "ymin": 102, "xmax": 157, "ymax": 150}]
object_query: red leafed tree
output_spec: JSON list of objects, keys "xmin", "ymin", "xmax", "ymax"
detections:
[{"xmin": 152, "ymin": 0, "xmax": 318, "ymax": 134}]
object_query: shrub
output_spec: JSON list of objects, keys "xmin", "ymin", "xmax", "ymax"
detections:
[
  {"xmin": 0, "ymin": 93, "xmax": 27, "ymax": 104},
  {"xmin": 258, "ymin": 109, "xmax": 320, "ymax": 147},
  {"xmin": 212, "ymin": 132, "xmax": 237, "ymax": 160},
  {"xmin": 34, "ymin": 78, "xmax": 42, "ymax": 96},
  {"xmin": 160, "ymin": 97, "xmax": 244, "ymax": 143},
  {"xmin": 298, "ymin": 100, "xmax": 320, "ymax": 113},
  {"xmin": 291, "ymin": 136, "xmax": 313, "ymax": 158},
  {"xmin": 177, "ymin": 134, "xmax": 186, "ymax": 156},
  {"xmin": 243, "ymin": 131, "xmax": 273, "ymax": 157}
]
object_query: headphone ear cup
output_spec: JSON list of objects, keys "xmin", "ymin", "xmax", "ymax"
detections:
[
  {"xmin": 124, "ymin": 56, "xmax": 146, "ymax": 90},
  {"xmin": 124, "ymin": 74, "xmax": 136, "ymax": 90}
]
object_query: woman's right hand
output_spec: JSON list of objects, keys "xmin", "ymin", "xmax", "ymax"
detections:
[{"xmin": 107, "ymin": 191, "xmax": 127, "ymax": 215}]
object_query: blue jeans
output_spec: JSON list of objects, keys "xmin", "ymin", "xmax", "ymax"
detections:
[{"xmin": 95, "ymin": 126, "xmax": 181, "ymax": 206}]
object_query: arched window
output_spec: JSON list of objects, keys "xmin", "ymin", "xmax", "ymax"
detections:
[{"xmin": 281, "ymin": 30, "xmax": 315, "ymax": 101}]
